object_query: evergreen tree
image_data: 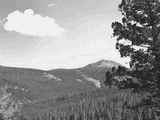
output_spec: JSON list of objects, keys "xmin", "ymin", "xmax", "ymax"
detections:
[
  {"xmin": 112, "ymin": 0, "xmax": 160, "ymax": 92},
  {"xmin": 112, "ymin": 0, "xmax": 160, "ymax": 112}
]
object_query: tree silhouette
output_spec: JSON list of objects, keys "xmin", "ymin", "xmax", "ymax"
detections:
[
  {"xmin": 112, "ymin": 0, "xmax": 160, "ymax": 92},
  {"xmin": 112, "ymin": 0, "xmax": 160, "ymax": 113},
  {"xmin": 104, "ymin": 71, "xmax": 113, "ymax": 87},
  {"xmin": 104, "ymin": 67, "xmax": 117, "ymax": 87}
]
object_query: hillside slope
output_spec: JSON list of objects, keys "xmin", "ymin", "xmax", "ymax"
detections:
[{"xmin": 0, "ymin": 60, "xmax": 121, "ymax": 116}]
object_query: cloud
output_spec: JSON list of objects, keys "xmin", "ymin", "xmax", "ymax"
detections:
[
  {"xmin": 3, "ymin": 9, "xmax": 64, "ymax": 37},
  {"xmin": 48, "ymin": 3, "xmax": 56, "ymax": 7}
]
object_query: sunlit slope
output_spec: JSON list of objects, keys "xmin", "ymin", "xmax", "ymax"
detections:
[{"xmin": 0, "ymin": 60, "xmax": 120, "ymax": 104}]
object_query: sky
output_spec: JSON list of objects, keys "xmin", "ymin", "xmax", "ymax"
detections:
[{"xmin": 0, "ymin": 0, "xmax": 129, "ymax": 70}]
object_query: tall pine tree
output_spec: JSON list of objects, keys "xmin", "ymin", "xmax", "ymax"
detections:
[{"xmin": 112, "ymin": 0, "xmax": 160, "ymax": 108}]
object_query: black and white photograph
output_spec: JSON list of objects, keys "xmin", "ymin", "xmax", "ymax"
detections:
[{"xmin": 0, "ymin": 0, "xmax": 160, "ymax": 120}]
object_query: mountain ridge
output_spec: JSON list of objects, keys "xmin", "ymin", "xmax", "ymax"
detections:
[
  {"xmin": 0, "ymin": 59, "xmax": 122, "ymax": 117},
  {"xmin": 0, "ymin": 59, "xmax": 120, "ymax": 71}
]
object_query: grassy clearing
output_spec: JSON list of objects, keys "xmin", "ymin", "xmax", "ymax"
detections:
[{"xmin": 18, "ymin": 88, "xmax": 158, "ymax": 120}]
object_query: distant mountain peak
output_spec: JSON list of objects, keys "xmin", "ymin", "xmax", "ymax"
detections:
[
  {"xmin": 97, "ymin": 60, "xmax": 120, "ymax": 67},
  {"xmin": 85, "ymin": 60, "xmax": 120, "ymax": 69}
]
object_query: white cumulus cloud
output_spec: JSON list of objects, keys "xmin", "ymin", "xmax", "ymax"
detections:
[{"xmin": 3, "ymin": 9, "xmax": 64, "ymax": 37}]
